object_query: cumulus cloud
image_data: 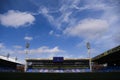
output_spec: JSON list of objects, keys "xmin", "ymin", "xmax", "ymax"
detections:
[
  {"xmin": 64, "ymin": 18, "xmax": 109, "ymax": 39},
  {"xmin": 24, "ymin": 36, "xmax": 33, "ymax": 41},
  {"xmin": 13, "ymin": 46, "xmax": 64, "ymax": 54},
  {"xmin": 30, "ymin": 46, "xmax": 64, "ymax": 54},
  {"xmin": 0, "ymin": 10, "xmax": 35, "ymax": 28}
]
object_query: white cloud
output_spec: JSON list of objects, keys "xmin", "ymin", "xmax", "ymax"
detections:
[
  {"xmin": 64, "ymin": 18, "xmax": 109, "ymax": 39},
  {"xmin": 13, "ymin": 45, "xmax": 22, "ymax": 49},
  {"xmin": 30, "ymin": 46, "xmax": 64, "ymax": 54},
  {"xmin": 24, "ymin": 36, "xmax": 33, "ymax": 41},
  {"xmin": 38, "ymin": 0, "xmax": 119, "ymax": 32},
  {"xmin": 39, "ymin": 1, "xmax": 76, "ymax": 29},
  {"xmin": 3, "ymin": 46, "xmax": 63, "ymax": 54},
  {"xmin": 38, "ymin": 0, "xmax": 109, "ymax": 30},
  {"xmin": 62, "ymin": 12, "xmax": 72, "ymax": 23},
  {"xmin": 0, "ymin": 43, "xmax": 5, "ymax": 48},
  {"xmin": 0, "ymin": 10, "xmax": 35, "ymax": 28},
  {"xmin": 49, "ymin": 30, "xmax": 54, "ymax": 35},
  {"xmin": 73, "ymin": 0, "xmax": 109, "ymax": 11},
  {"xmin": 49, "ymin": 30, "xmax": 61, "ymax": 37},
  {"xmin": 40, "ymin": 7, "xmax": 55, "ymax": 26},
  {"xmin": 41, "ymin": 7, "xmax": 49, "ymax": 14}
]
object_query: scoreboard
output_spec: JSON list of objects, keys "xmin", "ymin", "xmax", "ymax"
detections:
[{"xmin": 53, "ymin": 57, "xmax": 64, "ymax": 62}]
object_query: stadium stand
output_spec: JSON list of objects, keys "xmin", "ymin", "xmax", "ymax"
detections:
[
  {"xmin": 0, "ymin": 55, "xmax": 24, "ymax": 72},
  {"xmin": 92, "ymin": 45, "xmax": 120, "ymax": 72},
  {"xmin": 26, "ymin": 57, "xmax": 90, "ymax": 73}
]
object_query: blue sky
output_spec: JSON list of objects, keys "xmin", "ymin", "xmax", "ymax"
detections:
[{"xmin": 0, "ymin": 0, "xmax": 120, "ymax": 63}]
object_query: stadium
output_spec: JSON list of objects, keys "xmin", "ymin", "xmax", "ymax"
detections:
[
  {"xmin": 26, "ymin": 57, "xmax": 90, "ymax": 72},
  {"xmin": 0, "ymin": 0, "xmax": 120, "ymax": 79},
  {"xmin": 0, "ymin": 45, "xmax": 120, "ymax": 80}
]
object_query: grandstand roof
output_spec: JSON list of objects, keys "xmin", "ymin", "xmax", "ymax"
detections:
[
  {"xmin": 92, "ymin": 45, "xmax": 120, "ymax": 64},
  {"xmin": 0, "ymin": 55, "xmax": 22, "ymax": 64},
  {"xmin": 26, "ymin": 58, "xmax": 89, "ymax": 61}
]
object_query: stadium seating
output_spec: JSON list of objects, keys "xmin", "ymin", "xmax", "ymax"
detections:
[
  {"xmin": 95, "ymin": 66, "xmax": 120, "ymax": 72},
  {"xmin": 0, "ymin": 67, "xmax": 17, "ymax": 72},
  {"xmin": 26, "ymin": 67, "xmax": 120, "ymax": 73},
  {"xmin": 26, "ymin": 68, "xmax": 90, "ymax": 73}
]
